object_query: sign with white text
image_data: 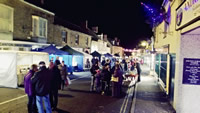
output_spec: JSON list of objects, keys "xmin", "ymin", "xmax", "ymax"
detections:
[{"xmin": 183, "ymin": 58, "xmax": 200, "ymax": 85}]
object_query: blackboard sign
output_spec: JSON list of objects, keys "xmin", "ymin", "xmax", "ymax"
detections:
[{"xmin": 183, "ymin": 58, "xmax": 200, "ymax": 85}]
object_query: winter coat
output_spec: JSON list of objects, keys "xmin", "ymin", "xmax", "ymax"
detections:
[
  {"xmin": 61, "ymin": 64, "xmax": 67, "ymax": 80},
  {"xmin": 113, "ymin": 68, "xmax": 123, "ymax": 84},
  {"xmin": 50, "ymin": 65, "xmax": 62, "ymax": 91},
  {"xmin": 24, "ymin": 70, "xmax": 35, "ymax": 96},
  {"xmin": 31, "ymin": 66, "xmax": 52, "ymax": 96},
  {"xmin": 101, "ymin": 68, "xmax": 111, "ymax": 82},
  {"xmin": 90, "ymin": 65, "xmax": 99, "ymax": 76}
]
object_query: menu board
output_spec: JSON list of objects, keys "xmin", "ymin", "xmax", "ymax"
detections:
[{"xmin": 183, "ymin": 58, "xmax": 200, "ymax": 85}]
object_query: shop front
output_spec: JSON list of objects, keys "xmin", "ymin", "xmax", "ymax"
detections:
[{"xmin": 175, "ymin": 0, "xmax": 200, "ymax": 112}]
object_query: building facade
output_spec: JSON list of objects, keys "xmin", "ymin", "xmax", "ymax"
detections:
[
  {"xmin": 53, "ymin": 24, "xmax": 92, "ymax": 52},
  {"xmin": 90, "ymin": 34, "xmax": 111, "ymax": 54},
  {"xmin": 0, "ymin": 0, "xmax": 54, "ymax": 50},
  {"xmin": 154, "ymin": 0, "xmax": 200, "ymax": 112}
]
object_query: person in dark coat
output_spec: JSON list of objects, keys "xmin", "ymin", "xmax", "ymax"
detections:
[
  {"xmin": 31, "ymin": 61, "xmax": 52, "ymax": 113},
  {"xmin": 101, "ymin": 58, "xmax": 106, "ymax": 66},
  {"xmin": 60, "ymin": 61, "xmax": 68, "ymax": 90},
  {"xmin": 90, "ymin": 62, "xmax": 99, "ymax": 92},
  {"xmin": 112, "ymin": 64, "xmax": 123, "ymax": 98},
  {"xmin": 111, "ymin": 61, "xmax": 123, "ymax": 75},
  {"xmin": 134, "ymin": 59, "xmax": 142, "ymax": 82},
  {"xmin": 24, "ymin": 64, "xmax": 38, "ymax": 113},
  {"xmin": 100, "ymin": 64, "xmax": 111, "ymax": 95},
  {"xmin": 50, "ymin": 60, "xmax": 62, "ymax": 111}
]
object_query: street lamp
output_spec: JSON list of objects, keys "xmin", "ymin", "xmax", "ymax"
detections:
[{"xmin": 141, "ymin": 41, "xmax": 147, "ymax": 47}]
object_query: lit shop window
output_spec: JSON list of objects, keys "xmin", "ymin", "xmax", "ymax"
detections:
[
  {"xmin": 75, "ymin": 34, "xmax": 79, "ymax": 45},
  {"xmin": 0, "ymin": 4, "xmax": 13, "ymax": 32},
  {"xmin": 32, "ymin": 16, "xmax": 47, "ymax": 38},
  {"xmin": 62, "ymin": 31, "xmax": 67, "ymax": 43}
]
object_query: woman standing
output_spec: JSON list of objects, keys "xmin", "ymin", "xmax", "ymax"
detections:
[
  {"xmin": 24, "ymin": 64, "xmax": 38, "ymax": 113},
  {"xmin": 112, "ymin": 64, "xmax": 123, "ymax": 97}
]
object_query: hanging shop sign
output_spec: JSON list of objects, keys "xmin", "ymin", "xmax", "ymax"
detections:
[
  {"xmin": 183, "ymin": 58, "xmax": 200, "ymax": 85},
  {"xmin": 176, "ymin": 0, "xmax": 200, "ymax": 30}
]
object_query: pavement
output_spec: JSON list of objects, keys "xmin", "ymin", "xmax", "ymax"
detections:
[{"xmin": 130, "ymin": 65, "xmax": 176, "ymax": 113}]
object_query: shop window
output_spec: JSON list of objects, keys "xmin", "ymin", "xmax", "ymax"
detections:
[
  {"xmin": 32, "ymin": 16, "xmax": 47, "ymax": 38},
  {"xmin": 75, "ymin": 34, "xmax": 79, "ymax": 45},
  {"xmin": 62, "ymin": 31, "xmax": 67, "ymax": 43},
  {"xmin": 0, "ymin": 4, "xmax": 13, "ymax": 33}
]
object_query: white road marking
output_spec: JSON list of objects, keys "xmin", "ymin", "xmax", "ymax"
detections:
[
  {"xmin": 120, "ymin": 88, "xmax": 130, "ymax": 113},
  {"xmin": 0, "ymin": 74, "xmax": 88, "ymax": 106},
  {"xmin": 0, "ymin": 95, "xmax": 27, "ymax": 106}
]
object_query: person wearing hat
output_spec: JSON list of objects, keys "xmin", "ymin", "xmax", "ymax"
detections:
[{"xmin": 31, "ymin": 61, "xmax": 52, "ymax": 113}]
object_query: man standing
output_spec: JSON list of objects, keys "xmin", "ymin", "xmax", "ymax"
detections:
[
  {"xmin": 24, "ymin": 64, "xmax": 38, "ymax": 113},
  {"xmin": 50, "ymin": 60, "xmax": 62, "ymax": 111},
  {"xmin": 90, "ymin": 62, "xmax": 99, "ymax": 92},
  {"xmin": 31, "ymin": 61, "xmax": 52, "ymax": 113}
]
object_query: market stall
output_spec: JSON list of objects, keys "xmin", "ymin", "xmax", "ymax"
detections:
[
  {"xmin": 60, "ymin": 45, "xmax": 84, "ymax": 72},
  {"xmin": 0, "ymin": 51, "xmax": 49, "ymax": 88}
]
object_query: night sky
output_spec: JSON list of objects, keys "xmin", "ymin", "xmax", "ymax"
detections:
[{"xmin": 27, "ymin": 0, "xmax": 163, "ymax": 49}]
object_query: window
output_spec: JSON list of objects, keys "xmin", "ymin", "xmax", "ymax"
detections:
[
  {"xmin": 0, "ymin": 4, "xmax": 13, "ymax": 32},
  {"xmin": 75, "ymin": 34, "xmax": 79, "ymax": 45},
  {"xmin": 86, "ymin": 37, "xmax": 89, "ymax": 46},
  {"xmin": 32, "ymin": 16, "xmax": 47, "ymax": 38},
  {"xmin": 62, "ymin": 31, "xmax": 67, "ymax": 43}
]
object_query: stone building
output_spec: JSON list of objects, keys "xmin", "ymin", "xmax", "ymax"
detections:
[
  {"xmin": 53, "ymin": 18, "xmax": 92, "ymax": 52},
  {"xmin": 0, "ymin": 0, "xmax": 54, "ymax": 50},
  {"xmin": 154, "ymin": 0, "xmax": 200, "ymax": 112}
]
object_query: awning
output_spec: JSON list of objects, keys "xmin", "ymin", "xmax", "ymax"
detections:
[
  {"xmin": 104, "ymin": 53, "xmax": 112, "ymax": 57},
  {"xmin": 40, "ymin": 45, "xmax": 69, "ymax": 55},
  {"xmin": 91, "ymin": 51, "xmax": 101, "ymax": 57},
  {"xmin": 60, "ymin": 45, "xmax": 83, "ymax": 56}
]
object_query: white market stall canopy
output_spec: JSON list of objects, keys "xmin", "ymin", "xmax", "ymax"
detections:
[{"xmin": 0, "ymin": 51, "xmax": 49, "ymax": 88}]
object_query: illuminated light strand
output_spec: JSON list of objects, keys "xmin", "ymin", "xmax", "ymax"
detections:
[{"xmin": 141, "ymin": 2, "xmax": 164, "ymax": 26}]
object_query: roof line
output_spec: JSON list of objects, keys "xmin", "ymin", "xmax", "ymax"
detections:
[{"xmin": 19, "ymin": 0, "xmax": 55, "ymax": 15}]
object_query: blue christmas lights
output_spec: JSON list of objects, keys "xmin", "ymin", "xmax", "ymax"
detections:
[{"xmin": 141, "ymin": 2, "xmax": 164, "ymax": 27}]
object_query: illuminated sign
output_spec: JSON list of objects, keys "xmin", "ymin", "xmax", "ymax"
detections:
[{"xmin": 176, "ymin": 0, "xmax": 200, "ymax": 29}]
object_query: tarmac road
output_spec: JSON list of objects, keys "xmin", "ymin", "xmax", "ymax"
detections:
[{"xmin": 0, "ymin": 71, "xmax": 131, "ymax": 113}]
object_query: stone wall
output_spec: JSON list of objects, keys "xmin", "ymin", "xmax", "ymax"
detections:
[{"xmin": 0, "ymin": 0, "xmax": 54, "ymax": 43}]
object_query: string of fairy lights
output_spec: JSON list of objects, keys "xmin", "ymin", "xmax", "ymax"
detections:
[{"xmin": 141, "ymin": 2, "xmax": 165, "ymax": 27}]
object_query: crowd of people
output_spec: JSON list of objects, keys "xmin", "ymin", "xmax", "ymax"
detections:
[
  {"xmin": 90, "ymin": 57, "xmax": 142, "ymax": 97},
  {"xmin": 24, "ymin": 57, "xmax": 68, "ymax": 113},
  {"xmin": 23, "ymin": 56, "xmax": 142, "ymax": 113}
]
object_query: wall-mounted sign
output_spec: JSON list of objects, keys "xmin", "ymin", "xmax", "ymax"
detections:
[
  {"xmin": 176, "ymin": 0, "xmax": 200, "ymax": 30},
  {"xmin": 183, "ymin": 58, "xmax": 200, "ymax": 85}
]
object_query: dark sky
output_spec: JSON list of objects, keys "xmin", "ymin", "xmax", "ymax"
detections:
[{"xmin": 28, "ymin": 0, "xmax": 163, "ymax": 49}]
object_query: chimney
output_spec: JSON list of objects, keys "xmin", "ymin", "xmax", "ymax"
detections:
[
  {"xmin": 92, "ymin": 26, "xmax": 98, "ymax": 33},
  {"xmin": 81, "ymin": 20, "xmax": 88, "ymax": 29}
]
